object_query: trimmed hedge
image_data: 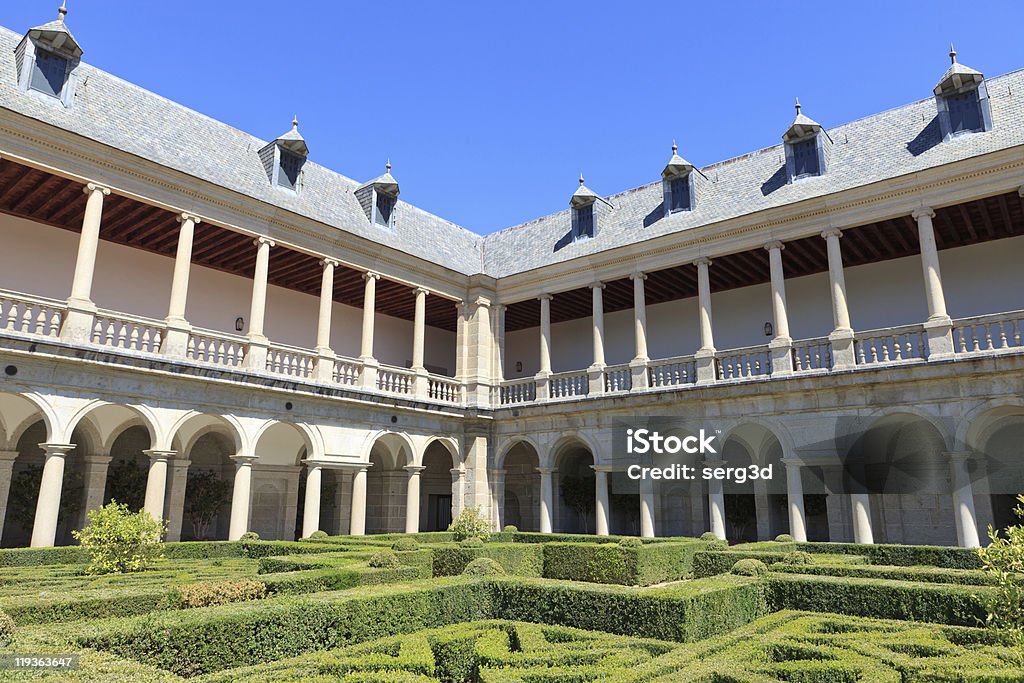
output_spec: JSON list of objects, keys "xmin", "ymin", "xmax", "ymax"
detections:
[
  {"xmin": 261, "ymin": 566, "xmax": 424, "ymax": 595},
  {"xmin": 692, "ymin": 550, "xmax": 793, "ymax": 578},
  {"xmin": 0, "ymin": 540, "xmax": 343, "ymax": 568},
  {"xmin": 542, "ymin": 541, "xmax": 707, "ymax": 586},
  {"xmin": 766, "ymin": 573, "xmax": 989, "ymax": 626},
  {"xmin": 798, "ymin": 542, "xmax": 984, "ymax": 569},
  {"xmin": 432, "ymin": 543, "xmax": 543, "ymax": 578},
  {"xmin": 770, "ymin": 562, "xmax": 998, "ymax": 586}
]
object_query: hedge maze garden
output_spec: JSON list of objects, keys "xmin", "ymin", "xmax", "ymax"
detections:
[{"xmin": 0, "ymin": 530, "xmax": 1021, "ymax": 681}]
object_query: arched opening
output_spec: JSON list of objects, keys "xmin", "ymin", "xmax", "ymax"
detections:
[
  {"xmin": 318, "ymin": 467, "xmax": 349, "ymax": 535},
  {"xmin": 104, "ymin": 426, "xmax": 152, "ymax": 512},
  {"xmin": 420, "ymin": 441, "xmax": 456, "ymax": 532},
  {"xmin": 554, "ymin": 440, "xmax": 594, "ymax": 534},
  {"xmin": 252, "ymin": 422, "xmax": 307, "ymax": 541},
  {"xmin": 971, "ymin": 410, "xmax": 1024, "ymax": 534},
  {"xmin": 503, "ymin": 441, "xmax": 540, "ymax": 532},
  {"xmin": 366, "ymin": 434, "xmax": 412, "ymax": 534},
  {"xmin": 653, "ymin": 429, "xmax": 707, "ymax": 537},
  {"xmin": 721, "ymin": 436, "xmax": 758, "ymax": 542},
  {"xmin": 172, "ymin": 414, "xmax": 243, "ymax": 542}
]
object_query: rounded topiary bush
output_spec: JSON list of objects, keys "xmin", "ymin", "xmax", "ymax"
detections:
[
  {"xmin": 700, "ymin": 532, "xmax": 721, "ymax": 541},
  {"xmin": 462, "ymin": 557, "xmax": 505, "ymax": 576},
  {"xmin": 774, "ymin": 534, "xmax": 794, "ymax": 543},
  {"xmin": 240, "ymin": 531, "xmax": 260, "ymax": 541},
  {"xmin": 731, "ymin": 558, "xmax": 769, "ymax": 577},
  {"xmin": 368, "ymin": 550, "xmax": 400, "ymax": 569},
  {"xmin": 619, "ymin": 537, "xmax": 643, "ymax": 548},
  {"xmin": 502, "ymin": 525, "xmax": 518, "ymax": 533},
  {"xmin": 308, "ymin": 530, "xmax": 328, "ymax": 540},
  {"xmin": 0, "ymin": 609, "xmax": 14, "ymax": 647},
  {"xmin": 783, "ymin": 551, "xmax": 814, "ymax": 565},
  {"xmin": 392, "ymin": 538, "xmax": 419, "ymax": 552},
  {"xmin": 460, "ymin": 537, "xmax": 484, "ymax": 548}
]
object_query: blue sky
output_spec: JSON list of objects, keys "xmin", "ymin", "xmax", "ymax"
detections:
[{"xmin": 4, "ymin": 2, "xmax": 1023, "ymax": 235}]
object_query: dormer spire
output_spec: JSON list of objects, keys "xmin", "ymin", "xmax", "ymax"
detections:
[
  {"xmin": 58, "ymin": 0, "xmax": 67, "ymax": 23},
  {"xmin": 292, "ymin": 115, "xmax": 299, "ymax": 130},
  {"xmin": 949, "ymin": 43, "xmax": 957, "ymax": 64},
  {"xmin": 795, "ymin": 97, "xmax": 801, "ymax": 115},
  {"xmin": 579, "ymin": 173, "xmax": 585, "ymax": 186},
  {"xmin": 386, "ymin": 159, "xmax": 392, "ymax": 173}
]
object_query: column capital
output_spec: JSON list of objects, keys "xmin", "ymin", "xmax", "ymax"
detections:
[
  {"xmin": 254, "ymin": 236, "xmax": 276, "ymax": 248},
  {"xmin": 536, "ymin": 466, "xmax": 557, "ymax": 475},
  {"xmin": 912, "ymin": 207, "xmax": 936, "ymax": 220},
  {"xmin": 629, "ymin": 270, "xmax": 648, "ymax": 281},
  {"xmin": 143, "ymin": 449, "xmax": 176, "ymax": 462},
  {"xmin": 84, "ymin": 183, "xmax": 111, "ymax": 196},
  {"xmin": 492, "ymin": 302, "xmax": 506, "ymax": 313},
  {"xmin": 780, "ymin": 457, "xmax": 805, "ymax": 467},
  {"xmin": 321, "ymin": 257, "xmax": 340, "ymax": 269},
  {"xmin": 450, "ymin": 467, "xmax": 466, "ymax": 477},
  {"xmin": 38, "ymin": 443, "xmax": 75, "ymax": 456},
  {"xmin": 591, "ymin": 464, "xmax": 614, "ymax": 473},
  {"xmin": 693, "ymin": 256, "xmax": 712, "ymax": 267},
  {"xmin": 538, "ymin": 293, "xmax": 553, "ymax": 302},
  {"xmin": 473, "ymin": 295, "xmax": 491, "ymax": 308},
  {"xmin": 177, "ymin": 213, "xmax": 202, "ymax": 225},
  {"xmin": 821, "ymin": 228, "xmax": 843, "ymax": 240},
  {"xmin": 0, "ymin": 450, "xmax": 19, "ymax": 462},
  {"xmin": 404, "ymin": 465, "xmax": 427, "ymax": 474},
  {"xmin": 301, "ymin": 458, "xmax": 327, "ymax": 469},
  {"xmin": 414, "ymin": 286, "xmax": 430, "ymax": 297},
  {"xmin": 363, "ymin": 271, "xmax": 380, "ymax": 281},
  {"xmin": 590, "ymin": 281, "xmax": 605, "ymax": 290},
  {"xmin": 764, "ymin": 240, "xmax": 785, "ymax": 251},
  {"xmin": 230, "ymin": 454, "xmax": 259, "ymax": 466}
]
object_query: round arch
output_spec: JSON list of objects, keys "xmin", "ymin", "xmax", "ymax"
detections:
[
  {"xmin": 0, "ymin": 391, "xmax": 60, "ymax": 447},
  {"xmin": 65, "ymin": 401, "xmax": 161, "ymax": 453}
]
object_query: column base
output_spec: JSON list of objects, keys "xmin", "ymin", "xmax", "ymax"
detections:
[
  {"xmin": 244, "ymin": 336, "xmax": 269, "ymax": 371},
  {"xmin": 828, "ymin": 328, "xmax": 856, "ymax": 368},
  {"xmin": 412, "ymin": 367, "xmax": 430, "ymax": 399},
  {"xmin": 695, "ymin": 348, "xmax": 718, "ymax": 384},
  {"xmin": 534, "ymin": 371, "xmax": 551, "ymax": 401},
  {"xmin": 769, "ymin": 336, "xmax": 794, "ymax": 375},
  {"xmin": 359, "ymin": 358, "xmax": 379, "ymax": 390},
  {"xmin": 60, "ymin": 299, "xmax": 97, "ymax": 345},
  {"xmin": 161, "ymin": 319, "xmax": 192, "ymax": 359},
  {"xmin": 924, "ymin": 316, "xmax": 954, "ymax": 359},
  {"xmin": 314, "ymin": 349, "xmax": 336, "ymax": 383},
  {"xmin": 587, "ymin": 363, "xmax": 606, "ymax": 396},
  {"xmin": 629, "ymin": 357, "xmax": 649, "ymax": 391}
]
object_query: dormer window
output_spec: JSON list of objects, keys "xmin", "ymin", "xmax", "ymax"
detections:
[
  {"xmin": 258, "ymin": 117, "xmax": 309, "ymax": 192},
  {"xmin": 782, "ymin": 99, "xmax": 829, "ymax": 183},
  {"xmin": 356, "ymin": 162, "xmax": 401, "ymax": 230},
  {"xmin": 661, "ymin": 143, "xmax": 697, "ymax": 215},
  {"xmin": 934, "ymin": 47, "xmax": 991, "ymax": 140},
  {"xmin": 569, "ymin": 175, "xmax": 603, "ymax": 242},
  {"xmin": 15, "ymin": 4, "xmax": 83, "ymax": 107}
]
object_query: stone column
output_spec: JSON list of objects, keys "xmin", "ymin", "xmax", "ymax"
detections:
[
  {"xmin": 536, "ymin": 294, "xmax": 553, "ymax": 400},
  {"xmin": 592, "ymin": 465, "xmax": 611, "ymax": 536},
  {"xmin": 913, "ymin": 208, "xmax": 954, "ymax": 357},
  {"xmin": 493, "ymin": 304, "xmax": 506, "ymax": 384},
  {"xmin": 314, "ymin": 258, "xmax": 338, "ymax": 382},
  {"xmin": 704, "ymin": 459, "xmax": 726, "ymax": 540},
  {"xmin": 694, "ymin": 258, "xmax": 717, "ymax": 383},
  {"xmin": 412, "ymin": 287, "xmax": 430, "ymax": 398},
  {"xmin": 228, "ymin": 455, "xmax": 257, "ymax": 541},
  {"xmin": 766, "ymin": 241, "xmax": 794, "ymax": 374},
  {"xmin": 404, "ymin": 465, "xmax": 425, "ymax": 533},
  {"xmin": 450, "ymin": 467, "xmax": 466, "ymax": 518},
  {"xmin": 782, "ymin": 458, "xmax": 808, "ymax": 542},
  {"xmin": 79, "ymin": 453, "xmax": 111, "ymax": 524},
  {"xmin": 949, "ymin": 452, "xmax": 980, "ymax": 548},
  {"xmin": 243, "ymin": 237, "xmax": 274, "ymax": 370},
  {"xmin": 349, "ymin": 465, "xmax": 369, "ymax": 536},
  {"xmin": 489, "ymin": 469, "xmax": 506, "ymax": 531},
  {"xmin": 851, "ymin": 493, "xmax": 874, "ymax": 544},
  {"xmin": 629, "ymin": 271, "xmax": 650, "ymax": 390},
  {"xmin": 30, "ymin": 443, "xmax": 75, "ymax": 547},
  {"xmin": 164, "ymin": 458, "xmax": 190, "ymax": 542},
  {"xmin": 0, "ymin": 451, "xmax": 17, "ymax": 546},
  {"xmin": 359, "ymin": 272, "xmax": 380, "ymax": 388},
  {"xmin": 142, "ymin": 449, "xmax": 174, "ymax": 523},
  {"xmin": 455, "ymin": 301, "xmax": 468, "ymax": 382},
  {"xmin": 588, "ymin": 282, "xmax": 606, "ymax": 395},
  {"xmin": 62, "ymin": 183, "xmax": 110, "ymax": 343},
  {"xmin": 640, "ymin": 474, "xmax": 656, "ymax": 538},
  {"xmin": 538, "ymin": 467, "xmax": 555, "ymax": 533},
  {"xmin": 822, "ymin": 229, "xmax": 855, "ymax": 367},
  {"xmin": 301, "ymin": 461, "xmax": 322, "ymax": 538},
  {"xmin": 162, "ymin": 213, "xmax": 200, "ymax": 358}
]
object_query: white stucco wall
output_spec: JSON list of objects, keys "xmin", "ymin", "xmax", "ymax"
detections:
[
  {"xmin": 503, "ymin": 235, "xmax": 1024, "ymax": 377},
  {"xmin": 0, "ymin": 214, "xmax": 456, "ymax": 374}
]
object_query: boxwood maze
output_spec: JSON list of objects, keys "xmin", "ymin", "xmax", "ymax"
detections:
[{"xmin": 0, "ymin": 532, "xmax": 1020, "ymax": 681}]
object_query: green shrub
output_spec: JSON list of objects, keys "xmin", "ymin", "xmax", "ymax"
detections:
[
  {"xmin": 463, "ymin": 558, "xmax": 505, "ymax": 576},
  {"xmin": 460, "ymin": 537, "xmax": 484, "ymax": 549},
  {"xmin": 392, "ymin": 538, "xmax": 420, "ymax": 552},
  {"xmin": 543, "ymin": 542, "xmax": 630, "ymax": 584},
  {"xmin": 619, "ymin": 537, "xmax": 643, "ymax": 548},
  {"xmin": 693, "ymin": 550, "xmax": 792, "ymax": 577},
  {"xmin": 769, "ymin": 562, "xmax": 997, "ymax": 586},
  {"xmin": 0, "ymin": 609, "xmax": 14, "ymax": 646},
  {"xmin": 72, "ymin": 501, "xmax": 165, "ymax": 575},
  {"xmin": 978, "ymin": 494, "xmax": 1024, "ymax": 644},
  {"xmin": 502, "ymin": 525, "xmax": 518, "ymax": 533},
  {"xmin": 240, "ymin": 531, "xmax": 260, "ymax": 541},
  {"xmin": 448, "ymin": 506, "xmax": 491, "ymax": 541},
  {"xmin": 175, "ymin": 579, "xmax": 267, "ymax": 608},
  {"xmin": 369, "ymin": 551, "xmax": 401, "ymax": 569},
  {"xmin": 783, "ymin": 551, "xmax": 814, "ymax": 565},
  {"xmin": 774, "ymin": 534, "xmax": 794, "ymax": 543},
  {"xmin": 731, "ymin": 559, "xmax": 768, "ymax": 577},
  {"xmin": 260, "ymin": 565, "xmax": 424, "ymax": 595},
  {"xmin": 432, "ymin": 543, "xmax": 543, "ymax": 578},
  {"xmin": 700, "ymin": 532, "xmax": 720, "ymax": 541},
  {"xmin": 308, "ymin": 530, "xmax": 328, "ymax": 540}
]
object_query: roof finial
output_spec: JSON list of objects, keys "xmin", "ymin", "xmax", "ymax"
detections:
[
  {"xmin": 671, "ymin": 139, "xmax": 678, "ymax": 154},
  {"xmin": 57, "ymin": 0, "xmax": 67, "ymax": 22},
  {"xmin": 949, "ymin": 43, "xmax": 957, "ymax": 64},
  {"xmin": 386, "ymin": 159, "xmax": 391, "ymax": 173},
  {"xmin": 292, "ymin": 115, "xmax": 299, "ymax": 130},
  {"xmin": 795, "ymin": 97, "xmax": 801, "ymax": 115},
  {"xmin": 579, "ymin": 173, "xmax": 585, "ymax": 186}
]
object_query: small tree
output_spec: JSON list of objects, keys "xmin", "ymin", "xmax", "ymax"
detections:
[
  {"xmin": 72, "ymin": 500, "xmax": 165, "ymax": 575},
  {"xmin": 978, "ymin": 494, "xmax": 1024, "ymax": 645},
  {"xmin": 184, "ymin": 469, "xmax": 230, "ymax": 540},
  {"xmin": 447, "ymin": 506, "xmax": 491, "ymax": 541},
  {"xmin": 560, "ymin": 475, "xmax": 595, "ymax": 534}
]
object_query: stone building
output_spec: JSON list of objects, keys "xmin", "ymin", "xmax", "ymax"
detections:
[{"xmin": 0, "ymin": 7, "xmax": 1022, "ymax": 549}]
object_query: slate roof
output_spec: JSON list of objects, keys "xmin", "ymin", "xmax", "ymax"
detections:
[
  {"xmin": 1, "ymin": 23, "xmax": 1022, "ymax": 282},
  {"xmin": 482, "ymin": 69, "xmax": 1024, "ymax": 277}
]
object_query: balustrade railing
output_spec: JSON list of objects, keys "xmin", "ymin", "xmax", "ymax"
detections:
[
  {"xmin": 855, "ymin": 324, "xmax": 927, "ymax": 365},
  {"xmin": 499, "ymin": 378, "xmax": 537, "ymax": 405},
  {"xmin": 377, "ymin": 366, "xmax": 415, "ymax": 395},
  {"xmin": 603, "ymin": 364, "xmax": 632, "ymax": 393},
  {"xmin": 792, "ymin": 337, "xmax": 832, "ymax": 372},
  {"xmin": 718, "ymin": 345, "xmax": 772, "ymax": 380},
  {"xmin": 266, "ymin": 344, "xmax": 316, "ymax": 379},
  {"xmin": 550, "ymin": 370, "xmax": 589, "ymax": 399},
  {"xmin": 648, "ymin": 356, "xmax": 697, "ymax": 388},
  {"xmin": 91, "ymin": 311, "xmax": 165, "ymax": 354},
  {"xmin": 428, "ymin": 375, "xmax": 462, "ymax": 403},
  {"xmin": 332, "ymin": 357, "xmax": 361, "ymax": 386},
  {"xmin": 953, "ymin": 311, "xmax": 1024, "ymax": 355},
  {"xmin": 186, "ymin": 328, "xmax": 247, "ymax": 368},
  {"xmin": 0, "ymin": 290, "xmax": 63, "ymax": 338}
]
